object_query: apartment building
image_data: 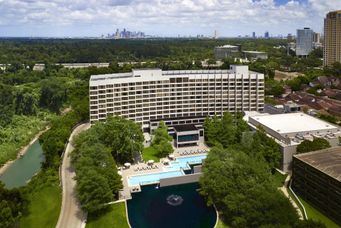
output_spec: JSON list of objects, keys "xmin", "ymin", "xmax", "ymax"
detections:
[
  {"xmin": 324, "ymin": 10, "xmax": 341, "ymax": 66},
  {"xmin": 89, "ymin": 65, "xmax": 264, "ymax": 132}
]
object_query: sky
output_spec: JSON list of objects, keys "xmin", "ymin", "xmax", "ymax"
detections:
[{"xmin": 0, "ymin": 0, "xmax": 340, "ymax": 37}]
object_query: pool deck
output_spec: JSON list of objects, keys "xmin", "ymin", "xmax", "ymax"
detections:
[{"xmin": 119, "ymin": 143, "xmax": 209, "ymax": 200}]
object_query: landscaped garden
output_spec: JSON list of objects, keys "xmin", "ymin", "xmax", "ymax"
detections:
[{"xmin": 86, "ymin": 202, "xmax": 129, "ymax": 228}]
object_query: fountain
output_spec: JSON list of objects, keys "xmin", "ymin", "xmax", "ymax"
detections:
[{"xmin": 166, "ymin": 194, "xmax": 184, "ymax": 206}]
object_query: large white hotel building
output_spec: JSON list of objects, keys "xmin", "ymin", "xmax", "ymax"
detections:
[{"xmin": 89, "ymin": 65, "xmax": 264, "ymax": 136}]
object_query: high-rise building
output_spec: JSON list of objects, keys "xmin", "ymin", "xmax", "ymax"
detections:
[
  {"xmin": 287, "ymin": 33, "xmax": 293, "ymax": 41},
  {"xmin": 252, "ymin": 32, "xmax": 256, "ymax": 39},
  {"xmin": 264, "ymin": 31, "xmax": 269, "ymax": 39},
  {"xmin": 324, "ymin": 10, "xmax": 341, "ymax": 66},
  {"xmin": 89, "ymin": 66, "xmax": 264, "ymax": 133},
  {"xmin": 296, "ymin": 28, "xmax": 314, "ymax": 56}
]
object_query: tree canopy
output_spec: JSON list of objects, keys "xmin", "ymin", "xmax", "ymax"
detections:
[
  {"xmin": 297, "ymin": 138, "xmax": 331, "ymax": 154},
  {"xmin": 151, "ymin": 121, "xmax": 174, "ymax": 158},
  {"xmin": 200, "ymin": 147, "xmax": 299, "ymax": 227}
]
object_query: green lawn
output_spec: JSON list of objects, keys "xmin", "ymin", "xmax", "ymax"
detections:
[
  {"xmin": 86, "ymin": 202, "xmax": 129, "ymax": 228},
  {"xmin": 142, "ymin": 146, "xmax": 160, "ymax": 162},
  {"xmin": 297, "ymin": 196, "xmax": 339, "ymax": 228},
  {"xmin": 216, "ymin": 216, "xmax": 229, "ymax": 228},
  {"xmin": 19, "ymin": 185, "xmax": 61, "ymax": 228}
]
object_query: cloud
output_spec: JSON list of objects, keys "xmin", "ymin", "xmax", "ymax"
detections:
[{"xmin": 0, "ymin": 0, "xmax": 337, "ymax": 36}]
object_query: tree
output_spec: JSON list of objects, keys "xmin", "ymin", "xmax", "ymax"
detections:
[
  {"xmin": 76, "ymin": 169, "xmax": 113, "ymax": 214},
  {"xmin": 0, "ymin": 182, "xmax": 25, "ymax": 228},
  {"xmin": 200, "ymin": 147, "xmax": 299, "ymax": 227},
  {"xmin": 151, "ymin": 121, "xmax": 173, "ymax": 158},
  {"xmin": 39, "ymin": 78, "xmax": 67, "ymax": 113},
  {"xmin": 297, "ymin": 138, "xmax": 331, "ymax": 154},
  {"xmin": 0, "ymin": 83, "xmax": 15, "ymax": 127}
]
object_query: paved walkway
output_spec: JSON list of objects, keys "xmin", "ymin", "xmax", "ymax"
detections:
[
  {"xmin": 56, "ymin": 123, "xmax": 90, "ymax": 228},
  {"xmin": 278, "ymin": 175, "xmax": 304, "ymax": 220}
]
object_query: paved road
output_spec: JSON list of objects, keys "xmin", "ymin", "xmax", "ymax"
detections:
[{"xmin": 56, "ymin": 123, "xmax": 90, "ymax": 228}]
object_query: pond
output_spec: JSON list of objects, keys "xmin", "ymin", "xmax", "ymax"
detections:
[
  {"xmin": 0, "ymin": 140, "xmax": 45, "ymax": 188},
  {"xmin": 127, "ymin": 183, "xmax": 217, "ymax": 228}
]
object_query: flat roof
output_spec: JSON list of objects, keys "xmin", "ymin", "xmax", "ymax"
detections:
[
  {"xmin": 250, "ymin": 112, "xmax": 338, "ymax": 134},
  {"xmin": 215, "ymin": 44, "xmax": 238, "ymax": 48},
  {"xmin": 294, "ymin": 147, "xmax": 341, "ymax": 182},
  {"xmin": 173, "ymin": 124, "xmax": 198, "ymax": 132},
  {"xmin": 243, "ymin": 51, "xmax": 267, "ymax": 54}
]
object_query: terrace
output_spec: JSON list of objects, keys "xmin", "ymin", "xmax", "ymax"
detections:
[{"xmin": 119, "ymin": 143, "xmax": 209, "ymax": 200}]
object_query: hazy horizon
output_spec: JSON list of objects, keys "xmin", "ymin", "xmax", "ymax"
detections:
[{"xmin": 0, "ymin": 0, "xmax": 340, "ymax": 37}]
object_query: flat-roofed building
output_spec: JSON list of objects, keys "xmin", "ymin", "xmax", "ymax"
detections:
[
  {"xmin": 214, "ymin": 45, "xmax": 240, "ymax": 59},
  {"xmin": 242, "ymin": 51, "xmax": 268, "ymax": 60},
  {"xmin": 292, "ymin": 148, "xmax": 341, "ymax": 225},
  {"xmin": 89, "ymin": 65, "xmax": 264, "ymax": 134},
  {"xmin": 245, "ymin": 112, "xmax": 341, "ymax": 172}
]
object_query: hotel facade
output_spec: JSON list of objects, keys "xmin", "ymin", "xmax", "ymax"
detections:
[{"xmin": 89, "ymin": 65, "xmax": 264, "ymax": 136}]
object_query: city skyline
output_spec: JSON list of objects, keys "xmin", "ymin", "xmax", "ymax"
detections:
[{"xmin": 0, "ymin": 0, "xmax": 340, "ymax": 37}]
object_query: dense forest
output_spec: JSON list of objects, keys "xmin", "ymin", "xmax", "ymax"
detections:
[{"xmin": 0, "ymin": 38, "xmax": 287, "ymax": 63}]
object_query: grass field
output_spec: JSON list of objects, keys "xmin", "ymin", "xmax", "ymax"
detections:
[
  {"xmin": 216, "ymin": 217, "xmax": 229, "ymax": 228},
  {"xmin": 297, "ymin": 196, "xmax": 339, "ymax": 228},
  {"xmin": 142, "ymin": 146, "xmax": 160, "ymax": 162},
  {"xmin": 86, "ymin": 202, "xmax": 129, "ymax": 228},
  {"xmin": 19, "ymin": 185, "xmax": 61, "ymax": 228}
]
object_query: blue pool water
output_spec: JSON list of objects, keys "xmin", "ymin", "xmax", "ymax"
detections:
[
  {"xmin": 128, "ymin": 154, "xmax": 207, "ymax": 186},
  {"xmin": 128, "ymin": 170, "xmax": 183, "ymax": 186},
  {"xmin": 166, "ymin": 154, "xmax": 207, "ymax": 171}
]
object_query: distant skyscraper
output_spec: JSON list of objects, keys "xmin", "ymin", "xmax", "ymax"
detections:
[
  {"xmin": 214, "ymin": 30, "xmax": 218, "ymax": 39},
  {"xmin": 296, "ymin": 28, "xmax": 314, "ymax": 56},
  {"xmin": 324, "ymin": 10, "xmax": 341, "ymax": 66},
  {"xmin": 287, "ymin": 33, "xmax": 293, "ymax": 41},
  {"xmin": 252, "ymin": 32, "xmax": 256, "ymax": 39},
  {"xmin": 264, "ymin": 31, "xmax": 269, "ymax": 39}
]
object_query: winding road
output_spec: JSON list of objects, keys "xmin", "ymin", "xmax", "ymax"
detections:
[{"xmin": 56, "ymin": 123, "xmax": 90, "ymax": 228}]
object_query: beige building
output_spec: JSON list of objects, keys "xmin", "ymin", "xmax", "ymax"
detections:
[
  {"xmin": 324, "ymin": 10, "xmax": 341, "ymax": 66},
  {"xmin": 89, "ymin": 65, "xmax": 264, "ymax": 133},
  {"xmin": 245, "ymin": 112, "xmax": 341, "ymax": 172}
]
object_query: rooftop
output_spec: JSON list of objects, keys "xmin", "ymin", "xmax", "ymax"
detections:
[
  {"xmin": 294, "ymin": 147, "xmax": 341, "ymax": 182},
  {"xmin": 174, "ymin": 124, "xmax": 198, "ymax": 132},
  {"xmin": 215, "ymin": 44, "xmax": 238, "ymax": 48},
  {"xmin": 243, "ymin": 51, "xmax": 267, "ymax": 54},
  {"xmin": 249, "ymin": 112, "xmax": 338, "ymax": 134},
  {"xmin": 89, "ymin": 65, "xmax": 263, "ymax": 86}
]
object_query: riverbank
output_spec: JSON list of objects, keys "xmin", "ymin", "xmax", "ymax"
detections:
[{"xmin": 0, "ymin": 126, "xmax": 50, "ymax": 177}]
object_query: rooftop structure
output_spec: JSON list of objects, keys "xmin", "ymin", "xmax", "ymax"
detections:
[
  {"xmin": 245, "ymin": 112, "xmax": 341, "ymax": 171},
  {"xmin": 90, "ymin": 66, "xmax": 265, "ymax": 134},
  {"xmin": 250, "ymin": 112, "xmax": 337, "ymax": 135},
  {"xmin": 294, "ymin": 148, "xmax": 341, "ymax": 181},
  {"xmin": 214, "ymin": 45, "xmax": 240, "ymax": 59},
  {"xmin": 242, "ymin": 51, "xmax": 268, "ymax": 60},
  {"xmin": 292, "ymin": 148, "xmax": 341, "ymax": 224}
]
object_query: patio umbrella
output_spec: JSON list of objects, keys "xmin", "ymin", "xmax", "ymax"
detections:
[
  {"xmin": 124, "ymin": 162, "xmax": 131, "ymax": 168},
  {"xmin": 168, "ymin": 154, "xmax": 175, "ymax": 159},
  {"xmin": 147, "ymin": 160, "xmax": 154, "ymax": 165},
  {"xmin": 163, "ymin": 158, "xmax": 170, "ymax": 164}
]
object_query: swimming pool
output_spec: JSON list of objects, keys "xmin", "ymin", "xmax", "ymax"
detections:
[
  {"xmin": 165, "ymin": 154, "xmax": 207, "ymax": 171},
  {"xmin": 128, "ymin": 154, "xmax": 207, "ymax": 187},
  {"xmin": 128, "ymin": 170, "xmax": 184, "ymax": 186}
]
